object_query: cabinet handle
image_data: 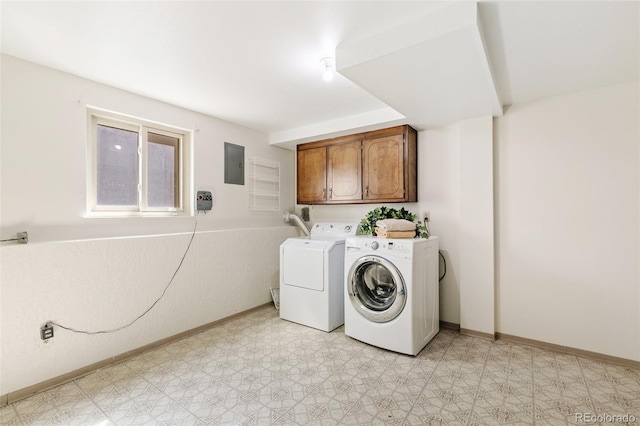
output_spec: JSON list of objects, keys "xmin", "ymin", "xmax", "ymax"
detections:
[
  {"xmin": 365, "ymin": 186, "xmax": 369, "ymax": 197},
  {"xmin": 329, "ymin": 188, "xmax": 333, "ymax": 199},
  {"xmin": 322, "ymin": 188, "xmax": 326, "ymax": 199}
]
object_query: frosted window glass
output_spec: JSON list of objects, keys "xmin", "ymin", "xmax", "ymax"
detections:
[
  {"xmin": 96, "ymin": 125, "xmax": 138, "ymax": 206},
  {"xmin": 147, "ymin": 133, "xmax": 178, "ymax": 208}
]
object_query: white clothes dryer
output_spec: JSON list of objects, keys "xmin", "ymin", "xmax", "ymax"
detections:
[
  {"xmin": 280, "ymin": 223, "xmax": 357, "ymax": 332},
  {"xmin": 344, "ymin": 236, "xmax": 439, "ymax": 355}
]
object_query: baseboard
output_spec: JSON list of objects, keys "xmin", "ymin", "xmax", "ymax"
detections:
[
  {"xmin": 496, "ymin": 332, "xmax": 640, "ymax": 369},
  {"xmin": 439, "ymin": 320, "xmax": 460, "ymax": 331},
  {"xmin": 442, "ymin": 324, "xmax": 639, "ymax": 369},
  {"xmin": 460, "ymin": 327, "xmax": 496, "ymax": 340},
  {"xmin": 1, "ymin": 302, "xmax": 273, "ymax": 407}
]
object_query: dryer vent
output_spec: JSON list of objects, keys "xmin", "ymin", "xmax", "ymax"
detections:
[{"xmin": 283, "ymin": 211, "xmax": 311, "ymax": 236}]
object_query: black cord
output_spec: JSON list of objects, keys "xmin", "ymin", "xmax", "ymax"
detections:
[
  {"xmin": 1, "ymin": 237, "xmax": 26, "ymax": 243},
  {"xmin": 49, "ymin": 216, "xmax": 199, "ymax": 335},
  {"xmin": 423, "ymin": 219, "xmax": 445, "ymax": 281}
]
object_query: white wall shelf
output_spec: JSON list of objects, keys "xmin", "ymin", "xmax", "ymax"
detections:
[{"xmin": 248, "ymin": 157, "xmax": 280, "ymax": 212}]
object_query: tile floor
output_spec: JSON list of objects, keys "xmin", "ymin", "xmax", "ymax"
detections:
[{"xmin": 1, "ymin": 306, "xmax": 639, "ymax": 425}]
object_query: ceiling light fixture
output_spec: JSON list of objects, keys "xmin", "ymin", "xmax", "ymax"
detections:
[{"xmin": 320, "ymin": 57, "xmax": 334, "ymax": 82}]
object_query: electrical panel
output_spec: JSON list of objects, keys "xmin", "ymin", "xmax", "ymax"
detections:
[
  {"xmin": 224, "ymin": 142, "xmax": 245, "ymax": 185},
  {"xmin": 196, "ymin": 191, "xmax": 213, "ymax": 211}
]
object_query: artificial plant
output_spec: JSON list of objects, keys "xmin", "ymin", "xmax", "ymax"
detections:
[{"xmin": 358, "ymin": 206, "xmax": 429, "ymax": 238}]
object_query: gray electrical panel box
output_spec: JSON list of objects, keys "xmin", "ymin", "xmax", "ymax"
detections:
[{"xmin": 224, "ymin": 142, "xmax": 244, "ymax": 185}]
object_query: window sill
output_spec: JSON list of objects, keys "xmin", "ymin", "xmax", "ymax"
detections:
[{"xmin": 84, "ymin": 211, "xmax": 191, "ymax": 219}]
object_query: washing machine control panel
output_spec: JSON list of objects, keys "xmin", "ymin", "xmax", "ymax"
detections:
[
  {"xmin": 386, "ymin": 241, "xmax": 411, "ymax": 253},
  {"xmin": 348, "ymin": 238, "xmax": 413, "ymax": 255}
]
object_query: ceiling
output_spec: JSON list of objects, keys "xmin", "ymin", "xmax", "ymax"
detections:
[{"xmin": 2, "ymin": 1, "xmax": 638, "ymax": 148}]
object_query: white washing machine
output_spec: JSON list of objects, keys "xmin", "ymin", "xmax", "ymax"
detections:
[
  {"xmin": 280, "ymin": 222, "xmax": 357, "ymax": 332},
  {"xmin": 344, "ymin": 236, "xmax": 439, "ymax": 355}
]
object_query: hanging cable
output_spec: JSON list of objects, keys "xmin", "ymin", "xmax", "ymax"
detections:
[
  {"xmin": 48, "ymin": 216, "xmax": 199, "ymax": 335},
  {"xmin": 422, "ymin": 218, "xmax": 446, "ymax": 281},
  {"xmin": 439, "ymin": 251, "xmax": 447, "ymax": 281}
]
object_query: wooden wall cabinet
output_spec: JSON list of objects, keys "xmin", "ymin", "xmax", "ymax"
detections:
[
  {"xmin": 327, "ymin": 140, "xmax": 362, "ymax": 202},
  {"xmin": 296, "ymin": 146, "xmax": 326, "ymax": 203},
  {"xmin": 296, "ymin": 125, "xmax": 417, "ymax": 204}
]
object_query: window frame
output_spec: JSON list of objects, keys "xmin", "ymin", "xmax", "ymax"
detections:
[{"xmin": 86, "ymin": 107, "xmax": 193, "ymax": 217}]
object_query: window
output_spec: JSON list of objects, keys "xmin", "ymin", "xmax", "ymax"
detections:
[{"xmin": 87, "ymin": 108, "xmax": 192, "ymax": 216}]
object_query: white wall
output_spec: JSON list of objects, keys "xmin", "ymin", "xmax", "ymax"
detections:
[
  {"xmin": 1, "ymin": 54, "xmax": 296, "ymax": 242},
  {"xmin": 419, "ymin": 125, "xmax": 462, "ymax": 326},
  {"xmin": 459, "ymin": 116, "xmax": 495, "ymax": 335},
  {"xmin": 495, "ymin": 81, "xmax": 640, "ymax": 360},
  {"xmin": 0, "ymin": 55, "xmax": 297, "ymax": 396}
]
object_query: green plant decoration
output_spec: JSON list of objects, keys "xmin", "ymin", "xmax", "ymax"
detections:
[{"xmin": 358, "ymin": 206, "xmax": 429, "ymax": 238}]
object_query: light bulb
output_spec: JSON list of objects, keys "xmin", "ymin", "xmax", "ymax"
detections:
[{"xmin": 320, "ymin": 57, "xmax": 334, "ymax": 82}]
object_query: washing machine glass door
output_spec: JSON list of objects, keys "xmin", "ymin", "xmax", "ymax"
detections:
[{"xmin": 348, "ymin": 256, "xmax": 406, "ymax": 323}]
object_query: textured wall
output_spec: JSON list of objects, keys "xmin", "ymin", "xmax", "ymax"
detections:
[{"xmin": 1, "ymin": 226, "xmax": 297, "ymax": 395}]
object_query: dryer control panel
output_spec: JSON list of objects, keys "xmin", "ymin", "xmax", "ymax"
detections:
[{"xmin": 311, "ymin": 223, "xmax": 358, "ymax": 238}]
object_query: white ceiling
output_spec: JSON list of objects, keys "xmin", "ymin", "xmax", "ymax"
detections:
[{"xmin": 2, "ymin": 1, "xmax": 638, "ymax": 148}]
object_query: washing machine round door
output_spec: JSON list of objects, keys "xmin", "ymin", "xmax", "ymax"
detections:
[{"xmin": 347, "ymin": 256, "xmax": 406, "ymax": 323}]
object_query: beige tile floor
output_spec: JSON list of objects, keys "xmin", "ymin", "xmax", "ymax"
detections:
[{"xmin": 1, "ymin": 306, "xmax": 639, "ymax": 425}]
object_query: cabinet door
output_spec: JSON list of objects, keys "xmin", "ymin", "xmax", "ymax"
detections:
[
  {"xmin": 297, "ymin": 147, "xmax": 327, "ymax": 204},
  {"xmin": 327, "ymin": 140, "xmax": 362, "ymax": 202},
  {"xmin": 363, "ymin": 133, "xmax": 405, "ymax": 201}
]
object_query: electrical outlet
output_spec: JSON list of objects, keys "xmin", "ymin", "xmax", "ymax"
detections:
[
  {"xmin": 40, "ymin": 323, "xmax": 53, "ymax": 340},
  {"xmin": 301, "ymin": 207, "xmax": 310, "ymax": 221},
  {"xmin": 424, "ymin": 211, "xmax": 431, "ymax": 222},
  {"xmin": 40, "ymin": 323, "xmax": 54, "ymax": 348}
]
